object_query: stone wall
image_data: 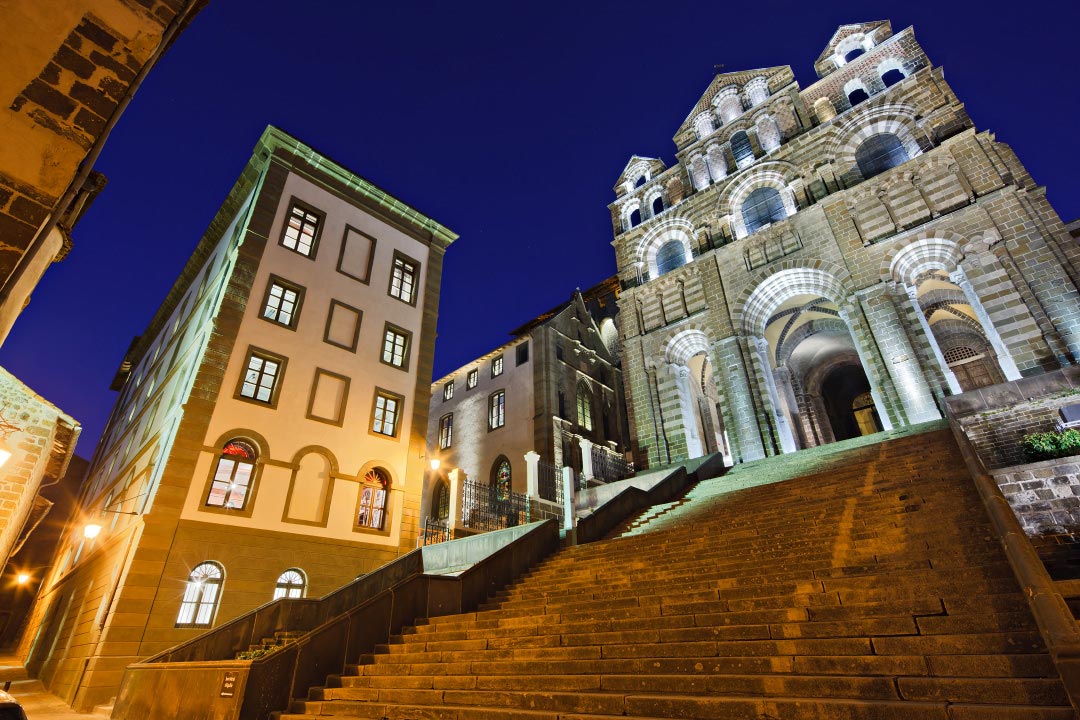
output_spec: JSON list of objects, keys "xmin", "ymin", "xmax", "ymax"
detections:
[{"xmin": 992, "ymin": 457, "xmax": 1080, "ymax": 537}]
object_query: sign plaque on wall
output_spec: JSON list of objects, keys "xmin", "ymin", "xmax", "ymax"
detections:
[{"xmin": 220, "ymin": 671, "xmax": 238, "ymax": 698}]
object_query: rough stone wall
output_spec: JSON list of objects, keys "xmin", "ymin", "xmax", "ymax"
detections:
[{"xmin": 992, "ymin": 457, "xmax": 1080, "ymax": 536}]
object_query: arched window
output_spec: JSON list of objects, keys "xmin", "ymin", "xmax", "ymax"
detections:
[
  {"xmin": 629, "ymin": 209, "xmax": 641, "ymax": 228},
  {"xmin": 577, "ymin": 383, "xmax": 593, "ymax": 431},
  {"xmin": 730, "ymin": 131, "xmax": 753, "ymax": 166},
  {"xmin": 273, "ymin": 568, "xmax": 306, "ymax": 599},
  {"xmin": 855, "ymin": 133, "xmax": 910, "ymax": 179},
  {"xmin": 943, "ymin": 345, "xmax": 980, "ymax": 365},
  {"xmin": 634, "ymin": 175, "xmax": 647, "ymax": 188},
  {"xmin": 431, "ymin": 481, "xmax": 450, "ymax": 520},
  {"xmin": 651, "ymin": 196, "xmax": 664, "ymax": 216},
  {"xmin": 881, "ymin": 68, "xmax": 905, "ymax": 87},
  {"xmin": 205, "ymin": 439, "xmax": 257, "ymax": 510},
  {"xmin": 492, "ymin": 457, "xmax": 511, "ymax": 500},
  {"xmin": 741, "ymin": 187, "xmax": 787, "ymax": 234},
  {"xmin": 176, "ymin": 562, "xmax": 223, "ymax": 627},
  {"xmin": 844, "ymin": 48, "xmax": 865, "ymax": 63},
  {"xmin": 655, "ymin": 240, "xmax": 688, "ymax": 276},
  {"xmin": 357, "ymin": 468, "xmax": 389, "ymax": 530},
  {"xmin": 847, "ymin": 86, "xmax": 870, "ymax": 107}
]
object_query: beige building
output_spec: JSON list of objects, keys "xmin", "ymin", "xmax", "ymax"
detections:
[
  {"xmin": 0, "ymin": 0, "xmax": 205, "ymax": 342},
  {"xmin": 611, "ymin": 21, "xmax": 1080, "ymax": 467},
  {"xmin": 15, "ymin": 126, "xmax": 455, "ymax": 710},
  {"xmin": 423, "ymin": 279, "xmax": 631, "ymax": 532}
]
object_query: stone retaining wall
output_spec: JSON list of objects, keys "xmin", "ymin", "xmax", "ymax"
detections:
[{"xmin": 991, "ymin": 457, "xmax": 1080, "ymax": 536}]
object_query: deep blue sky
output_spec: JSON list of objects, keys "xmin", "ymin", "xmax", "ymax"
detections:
[{"xmin": 3, "ymin": 1, "xmax": 1078, "ymax": 453}]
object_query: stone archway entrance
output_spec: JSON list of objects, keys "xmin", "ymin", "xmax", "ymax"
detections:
[
  {"xmin": 819, "ymin": 364, "xmax": 880, "ymax": 441},
  {"xmin": 687, "ymin": 352, "xmax": 728, "ymax": 460}
]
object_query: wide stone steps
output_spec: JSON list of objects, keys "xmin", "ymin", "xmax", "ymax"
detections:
[{"xmin": 278, "ymin": 429, "xmax": 1075, "ymax": 719}]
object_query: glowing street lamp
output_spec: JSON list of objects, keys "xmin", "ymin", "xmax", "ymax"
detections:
[
  {"xmin": 16, "ymin": 573, "xmax": 30, "ymax": 585},
  {"xmin": 84, "ymin": 523, "xmax": 102, "ymax": 539},
  {"xmin": 429, "ymin": 458, "xmax": 441, "ymax": 471}
]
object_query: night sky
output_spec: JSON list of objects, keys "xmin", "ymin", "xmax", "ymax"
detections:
[{"xmin": 2, "ymin": 1, "xmax": 1078, "ymax": 454}]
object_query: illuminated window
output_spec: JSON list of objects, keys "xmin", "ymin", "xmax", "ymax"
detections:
[
  {"xmin": 742, "ymin": 187, "xmax": 787, "ymax": 235},
  {"xmin": 205, "ymin": 440, "xmax": 257, "ymax": 510},
  {"xmin": 493, "ymin": 457, "xmax": 511, "ymax": 500},
  {"xmin": 381, "ymin": 323, "xmax": 411, "ymax": 369},
  {"xmin": 261, "ymin": 277, "xmax": 303, "ymax": 328},
  {"xmin": 576, "ymin": 383, "xmax": 593, "ymax": 431},
  {"xmin": 357, "ymin": 468, "xmax": 389, "ymax": 529},
  {"xmin": 656, "ymin": 240, "xmax": 687, "ymax": 275},
  {"xmin": 176, "ymin": 562, "xmax": 224, "ymax": 627},
  {"xmin": 731, "ymin": 131, "xmax": 753, "ymax": 166},
  {"xmin": 432, "ymin": 482, "xmax": 450, "ymax": 520},
  {"xmin": 466, "ymin": 369, "xmax": 478, "ymax": 389},
  {"xmin": 238, "ymin": 350, "xmax": 284, "ymax": 405},
  {"xmin": 488, "ymin": 390, "xmax": 505, "ymax": 431},
  {"xmin": 273, "ymin": 569, "xmax": 306, "ymax": 599},
  {"xmin": 439, "ymin": 413, "xmax": 453, "ymax": 449},
  {"xmin": 280, "ymin": 203, "xmax": 321, "ymax": 257},
  {"xmin": 389, "ymin": 253, "xmax": 419, "ymax": 305},
  {"xmin": 443, "ymin": 381, "xmax": 454, "ymax": 401},
  {"xmin": 492, "ymin": 355, "xmax": 504, "ymax": 377},
  {"xmin": 371, "ymin": 389, "xmax": 403, "ymax": 438}
]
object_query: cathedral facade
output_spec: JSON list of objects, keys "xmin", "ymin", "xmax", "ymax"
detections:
[{"xmin": 611, "ymin": 21, "xmax": 1080, "ymax": 467}]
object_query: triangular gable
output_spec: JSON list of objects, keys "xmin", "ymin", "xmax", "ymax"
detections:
[
  {"xmin": 672, "ymin": 65, "xmax": 793, "ymax": 142},
  {"xmin": 814, "ymin": 21, "xmax": 891, "ymax": 71}
]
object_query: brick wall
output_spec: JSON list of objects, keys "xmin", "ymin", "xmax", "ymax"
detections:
[{"xmin": 992, "ymin": 457, "xmax": 1080, "ymax": 537}]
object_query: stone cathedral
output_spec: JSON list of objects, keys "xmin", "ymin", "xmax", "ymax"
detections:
[{"xmin": 611, "ymin": 20, "xmax": 1080, "ymax": 468}]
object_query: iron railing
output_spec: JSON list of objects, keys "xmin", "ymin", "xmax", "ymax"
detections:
[
  {"xmin": 538, "ymin": 460, "xmax": 563, "ymax": 504},
  {"xmin": 461, "ymin": 479, "xmax": 529, "ymax": 533},
  {"xmin": 420, "ymin": 517, "xmax": 450, "ymax": 546},
  {"xmin": 591, "ymin": 445, "xmax": 634, "ymax": 484}
]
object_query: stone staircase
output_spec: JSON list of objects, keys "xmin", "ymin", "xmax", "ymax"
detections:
[{"xmin": 277, "ymin": 428, "xmax": 1076, "ymax": 719}]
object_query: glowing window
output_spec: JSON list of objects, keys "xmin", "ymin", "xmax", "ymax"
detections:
[
  {"xmin": 576, "ymin": 384, "xmax": 593, "ymax": 431},
  {"xmin": 731, "ymin": 131, "xmax": 753, "ymax": 165},
  {"xmin": 205, "ymin": 440, "xmax": 257, "ymax": 510},
  {"xmin": 466, "ymin": 369, "xmax": 478, "ymax": 390},
  {"xmin": 389, "ymin": 253, "xmax": 419, "ymax": 305},
  {"xmin": 488, "ymin": 390, "xmax": 505, "ymax": 430},
  {"xmin": 494, "ymin": 458, "xmax": 511, "ymax": 500},
  {"xmin": 439, "ymin": 413, "xmax": 453, "ymax": 450},
  {"xmin": 371, "ymin": 390, "xmax": 403, "ymax": 438},
  {"xmin": 381, "ymin": 324, "xmax": 410, "ymax": 369},
  {"xmin": 262, "ymin": 279, "xmax": 302, "ymax": 328},
  {"xmin": 492, "ymin": 355, "xmax": 503, "ymax": 377},
  {"xmin": 443, "ymin": 381, "xmax": 454, "ymax": 401},
  {"xmin": 273, "ymin": 569, "xmax": 306, "ymax": 599},
  {"xmin": 239, "ymin": 351, "xmax": 283, "ymax": 404},
  {"xmin": 281, "ymin": 203, "xmax": 320, "ymax": 257},
  {"xmin": 176, "ymin": 562, "xmax": 223, "ymax": 627},
  {"xmin": 357, "ymin": 468, "xmax": 389, "ymax": 529}
]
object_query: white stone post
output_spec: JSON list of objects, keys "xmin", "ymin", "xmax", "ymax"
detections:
[
  {"xmin": 561, "ymin": 466, "xmax": 575, "ymax": 531},
  {"xmin": 578, "ymin": 437, "xmax": 594, "ymax": 483},
  {"xmin": 447, "ymin": 468, "xmax": 466, "ymax": 535},
  {"xmin": 524, "ymin": 451, "xmax": 540, "ymax": 501}
]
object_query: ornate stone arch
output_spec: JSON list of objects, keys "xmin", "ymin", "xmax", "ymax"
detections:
[
  {"xmin": 719, "ymin": 162, "xmax": 800, "ymax": 239},
  {"xmin": 775, "ymin": 318, "xmax": 849, "ymax": 367},
  {"xmin": 831, "ymin": 103, "xmax": 922, "ymax": 170},
  {"xmin": 713, "ymin": 84, "xmax": 743, "ymax": 124},
  {"xmin": 643, "ymin": 185, "xmax": 665, "ymax": 217},
  {"xmin": 882, "ymin": 233, "xmax": 967, "ymax": 286},
  {"xmin": 663, "ymin": 326, "xmax": 712, "ymax": 366},
  {"xmin": 692, "ymin": 111, "xmax": 716, "ymax": 139},
  {"xmin": 735, "ymin": 261, "xmax": 855, "ymax": 336},
  {"xmin": 620, "ymin": 197, "xmax": 642, "ymax": 231},
  {"xmin": 635, "ymin": 216, "xmax": 697, "ymax": 277}
]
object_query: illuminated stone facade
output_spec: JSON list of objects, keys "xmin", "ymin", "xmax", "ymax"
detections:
[
  {"xmin": 612, "ymin": 21, "xmax": 1080, "ymax": 467},
  {"xmin": 14, "ymin": 127, "xmax": 455, "ymax": 710},
  {"xmin": 0, "ymin": 0, "xmax": 205, "ymax": 343}
]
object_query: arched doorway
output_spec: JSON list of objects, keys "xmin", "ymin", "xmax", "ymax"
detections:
[
  {"xmin": 662, "ymin": 330, "xmax": 729, "ymax": 463},
  {"xmin": 687, "ymin": 352, "xmax": 728, "ymax": 459},
  {"xmin": 820, "ymin": 364, "xmax": 880, "ymax": 441}
]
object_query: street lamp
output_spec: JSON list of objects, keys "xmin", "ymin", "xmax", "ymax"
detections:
[
  {"xmin": 16, "ymin": 573, "xmax": 29, "ymax": 585},
  {"xmin": 84, "ymin": 523, "xmax": 102, "ymax": 539},
  {"xmin": 429, "ymin": 458, "xmax": 441, "ymax": 471}
]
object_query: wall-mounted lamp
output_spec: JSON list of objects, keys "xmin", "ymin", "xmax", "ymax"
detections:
[
  {"xmin": 16, "ymin": 573, "xmax": 29, "ymax": 585},
  {"xmin": 429, "ymin": 458, "xmax": 441, "ymax": 471}
]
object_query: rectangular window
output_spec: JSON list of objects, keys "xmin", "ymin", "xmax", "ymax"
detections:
[
  {"xmin": 516, "ymin": 341, "xmax": 529, "ymax": 365},
  {"xmin": 380, "ymin": 323, "xmax": 411, "ymax": 369},
  {"xmin": 488, "ymin": 390, "xmax": 505, "ymax": 431},
  {"xmin": 261, "ymin": 276, "xmax": 303, "ymax": 329},
  {"xmin": 238, "ymin": 348, "xmax": 285, "ymax": 406},
  {"xmin": 371, "ymin": 388, "xmax": 404, "ymax": 438},
  {"xmin": 280, "ymin": 201, "xmax": 322, "ymax": 257},
  {"xmin": 439, "ymin": 413, "xmax": 453, "ymax": 449},
  {"xmin": 466, "ymin": 369, "xmax": 478, "ymax": 389},
  {"xmin": 337, "ymin": 226, "xmax": 376, "ymax": 283},
  {"xmin": 443, "ymin": 381, "xmax": 454, "ymax": 401},
  {"xmin": 492, "ymin": 355, "xmax": 504, "ymax": 377},
  {"xmin": 388, "ymin": 252, "xmax": 419, "ymax": 305}
]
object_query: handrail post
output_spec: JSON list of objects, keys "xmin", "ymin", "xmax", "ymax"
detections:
[
  {"xmin": 561, "ymin": 466, "xmax": 575, "ymax": 532},
  {"xmin": 525, "ymin": 451, "xmax": 540, "ymax": 502},
  {"xmin": 579, "ymin": 438, "xmax": 594, "ymax": 485},
  {"xmin": 448, "ymin": 467, "xmax": 466, "ymax": 536}
]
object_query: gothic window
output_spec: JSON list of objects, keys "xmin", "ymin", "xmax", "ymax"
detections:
[
  {"xmin": 844, "ymin": 47, "xmax": 865, "ymax": 63},
  {"xmin": 176, "ymin": 562, "xmax": 224, "ymax": 627},
  {"xmin": 855, "ymin": 133, "xmax": 910, "ymax": 179},
  {"xmin": 488, "ymin": 390, "xmax": 505, "ymax": 430},
  {"xmin": 273, "ymin": 569, "xmax": 306, "ymax": 599},
  {"xmin": 357, "ymin": 468, "xmax": 389, "ymax": 529},
  {"xmin": 205, "ymin": 439, "xmax": 258, "ymax": 510},
  {"xmin": 629, "ymin": 209, "xmax": 642, "ymax": 228},
  {"xmin": 280, "ymin": 203, "xmax": 322, "ymax": 258},
  {"xmin": 492, "ymin": 456, "xmax": 511, "ymax": 500},
  {"xmin": 651, "ymin": 196, "xmax": 664, "ymax": 216},
  {"xmin": 380, "ymin": 323, "xmax": 411, "ymax": 369},
  {"xmin": 576, "ymin": 383, "xmax": 593, "ymax": 431},
  {"xmin": 730, "ymin": 131, "xmax": 753, "ymax": 166},
  {"xmin": 388, "ymin": 252, "xmax": 419, "ymax": 305},
  {"xmin": 881, "ymin": 68, "xmax": 905, "ymax": 87},
  {"xmin": 655, "ymin": 240, "xmax": 687, "ymax": 276},
  {"xmin": 742, "ymin": 187, "xmax": 787, "ymax": 234},
  {"xmin": 238, "ymin": 349, "xmax": 285, "ymax": 405},
  {"xmin": 261, "ymin": 277, "xmax": 303, "ymax": 329},
  {"xmin": 439, "ymin": 413, "xmax": 453, "ymax": 449},
  {"xmin": 371, "ymin": 389, "xmax": 403, "ymax": 438}
]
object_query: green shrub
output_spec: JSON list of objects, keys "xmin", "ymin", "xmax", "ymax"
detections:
[{"xmin": 1021, "ymin": 429, "xmax": 1080, "ymax": 462}]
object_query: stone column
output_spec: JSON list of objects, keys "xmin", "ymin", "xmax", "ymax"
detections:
[
  {"xmin": 838, "ymin": 303, "xmax": 895, "ymax": 431},
  {"xmin": 524, "ymin": 451, "xmax": 540, "ymax": 501},
  {"xmin": 578, "ymin": 437, "xmax": 594, "ymax": 483},
  {"xmin": 905, "ymin": 286, "xmax": 962, "ymax": 395},
  {"xmin": 447, "ymin": 468, "xmax": 466, "ymax": 535},
  {"xmin": 773, "ymin": 364, "xmax": 804, "ymax": 450},
  {"xmin": 751, "ymin": 337, "xmax": 797, "ymax": 453},
  {"xmin": 950, "ymin": 266, "xmax": 1022, "ymax": 380},
  {"xmin": 561, "ymin": 466, "xmax": 575, "ymax": 531},
  {"xmin": 714, "ymin": 337, "xmax": 766, "ymax": 462},
  {"xmin": 855, "ymin": 287, "xmax": 941, "ymax": 424}
]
